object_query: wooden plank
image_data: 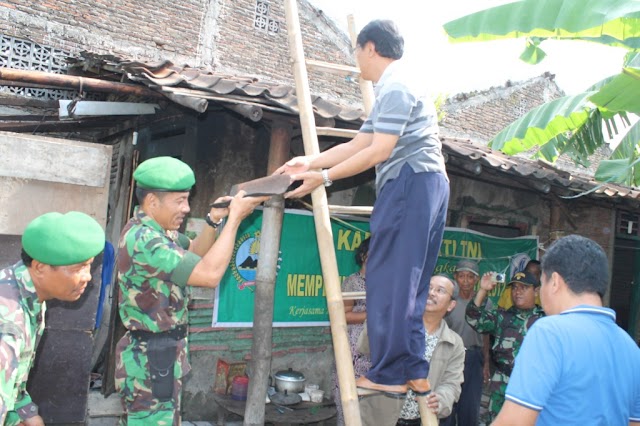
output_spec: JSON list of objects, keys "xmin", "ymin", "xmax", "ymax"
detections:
[
  {"xmin": 316, "ymin": 127, "xmax": 358, "ymax": 138},
  {"xmin": 306, "ymin": 59, "xmax": 360, "ymax": 77},
  {"xmin": 0, "ymin": 132, "xmax": 110, "ymax": 187}
]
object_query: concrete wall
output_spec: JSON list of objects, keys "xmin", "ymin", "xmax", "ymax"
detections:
[{"xmin": 448, "ymin": 173, "xmax": 549, "ymax": 236}]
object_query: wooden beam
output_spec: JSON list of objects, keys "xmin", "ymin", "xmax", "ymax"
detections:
[
  {"xmin": 0, "ymin": 67, "xmax": 163, "ymax": 99},
  {"xmin": 306, "ymin": 59, "xmax": 360, "ymax": 77},
  {"xmin": 347, "ymin": 15, "xmax": 375, "ymax": 115},
  {"xmin": 316, "ymin": 127, "xmax": 358, "ymax": 138}
]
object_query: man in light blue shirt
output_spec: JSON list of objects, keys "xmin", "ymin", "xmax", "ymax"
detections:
[{"xmin": 494, "ymin": 235, "xmax": 640, "ymax": 425}]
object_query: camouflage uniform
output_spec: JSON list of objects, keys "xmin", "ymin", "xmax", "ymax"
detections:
[
  {"xmin": 0, "ymin": 262, "xmax": 45, "ymax": 426},
  {"xmin": 466, "ymin": 299, "xmax": 544, "ymax": 422},
  {"xmin": 115, "ymin": 207, "xmax": 200, "ymax": 425}
]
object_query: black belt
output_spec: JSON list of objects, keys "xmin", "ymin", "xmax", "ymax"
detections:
[
  {"xmin": 466, "ymin": 345, "xmax": 482, "ymax": 351},
  {"xmin": 130, "ymin": 325, "xmax": 188, "ymax": 341},
  {"xmin": 396, "ymin": 418, "xmax": 421, "ymax": 426}
]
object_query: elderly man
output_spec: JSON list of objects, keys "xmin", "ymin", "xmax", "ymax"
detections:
[
  {"xmin": 495, "ymin": 235, "xmax": 640, "ymax": 425},
  {"xmin": 443, "ymin": 259, "xmax": 485, "ymax": 425},
  {"xmin": 115, "ymin": 156, "xmax": 267, "ymax": 424},
  {"xmin": 466, "ymin": 270, "xmax": 544, "ymax": 422},
  {"xmin": 359, "ymin": 274, "xmax": 464, "ymax": 425},
  {"xmin": 0, "ymin": 212, "xmax": 105, "ymax": 426},
  {"xmin": 275, "ymin": 19, "xmax": 448, "ymax": 396}
]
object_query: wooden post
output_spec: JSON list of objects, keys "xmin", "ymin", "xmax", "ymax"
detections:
[
  {"xmin": 347, "ymin": 15, "xmax": 375, "ymax": 116},
  {"xmin": 416, "ymin": 395, "xmax": 439, "ymax": 426},
  {"xmin": 243, "ymin": 122, "xmax": 291, "ymax": 426},
  {"xmin": 284, "ymin": 2, "xmax": 362, "ymax": 425}
]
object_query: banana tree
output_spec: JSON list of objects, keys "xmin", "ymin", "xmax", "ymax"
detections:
[{"xmin": 443, "ymin": 0, "xmax": 640, "ymax": 186}]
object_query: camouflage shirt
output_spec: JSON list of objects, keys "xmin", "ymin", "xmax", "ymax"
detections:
[
  {"xmin": 466, "ymin": 299, "xmax": 544, "ymax": 375},
  {"xmin": 0, "ymin": 262, "xmax": 44, "ymax": 425},
  {"xmin": 117, "ymin": 207, "xmax": 200, "ymax": 333}
]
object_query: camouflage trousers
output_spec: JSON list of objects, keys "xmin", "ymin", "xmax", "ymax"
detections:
[
  {"xmin": 115, "ymin": 332, "xmax": 190, "ymax": 425},
  {"xmin": 485, "ymin": 370, "xmax": 509, "ymax": 423}
]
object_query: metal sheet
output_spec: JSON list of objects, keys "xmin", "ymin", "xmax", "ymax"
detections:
[{"xmin": 59, "ymin": 100, "xmax": 158, "ymax": 118}]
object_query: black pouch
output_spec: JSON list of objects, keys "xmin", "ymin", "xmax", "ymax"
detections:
[{"xmin": 147, "ymin": 335, "xmax": 178, "ymax": 402}]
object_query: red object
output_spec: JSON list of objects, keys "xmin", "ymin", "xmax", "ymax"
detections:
[{"xmin": 231, "ymin": 375, "xmax": 249, "ymax": 401}]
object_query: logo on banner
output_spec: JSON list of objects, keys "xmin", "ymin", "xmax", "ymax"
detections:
[{"xmin": 231, "ymin": 231, "xmax": 261, "ymax": 291}]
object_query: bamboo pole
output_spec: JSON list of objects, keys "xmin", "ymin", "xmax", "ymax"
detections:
[
  {"xmin": 347, "ymin": 15, "xmax": 375, "ymax": 116},
  {"xmin": 243, "ymin": 123, "xmax": 291, "ymax": 426},
  {"xmin": 284, "ymin": 2, "xmax": 362, "ymax": 425},
  {"xmin": 0, "ymin": 67, "xmax": 163, "ymax": 98},
  {"xmin": 417, "ymin": 395, "xmax": 439, "ymax": 426}
]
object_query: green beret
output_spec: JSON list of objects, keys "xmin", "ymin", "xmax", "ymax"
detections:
[
  {"xmin": 22, "ymin": 212, "xmax": 106, "ymax": 266},
  {"xmin": 133, "ymin": 156, "xmax": 195, "ymax": 192}
]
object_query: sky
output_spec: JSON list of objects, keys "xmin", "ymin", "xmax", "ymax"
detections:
[{"xmin": 307, "ymin": 0, "xmax": 628, "ymax": 97}]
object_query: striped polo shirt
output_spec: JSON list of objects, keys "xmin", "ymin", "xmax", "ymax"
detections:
[{"xmin": 360, "ymin": 60, "xmax": 447, "ymax": 195}]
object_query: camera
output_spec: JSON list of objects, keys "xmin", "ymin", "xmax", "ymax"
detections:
[{"xmin": 493, "ymin": 272, "xmax": 506, "ymax": 283}]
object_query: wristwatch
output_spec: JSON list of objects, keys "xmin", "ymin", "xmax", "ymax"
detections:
[
  {"xmin": 205, "ymin": 213, "xmax": 223, "ymax": 229},
  {"xmin": 321, "ymin": 169, "xmax": 333, "ymax": 187}
]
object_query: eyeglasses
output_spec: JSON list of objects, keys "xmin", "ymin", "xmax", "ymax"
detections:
[{"xmin": 430, "ymin": 286, "xmax": 453, "ymax": 298}]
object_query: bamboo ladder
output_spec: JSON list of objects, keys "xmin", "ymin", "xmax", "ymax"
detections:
[{"xmin": 283, "ymin": 3, "xmax": 437, "ymax": 425}]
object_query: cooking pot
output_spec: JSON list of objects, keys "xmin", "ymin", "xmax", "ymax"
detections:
[{"xmin": 273, "ymin": 368, "xmax": 306, "ymax": 393}]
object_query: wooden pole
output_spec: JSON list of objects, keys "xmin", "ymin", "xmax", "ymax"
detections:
[
  {"xmin": 284, "ymin": 2, "xmax": 362, "ymax": 425},
  {"xmin": 243, "ymin": 122, "xmax": 291, "ymax": 426},
  {"xmin": 347, "ymin": 15, "xmax": 375, "ymax": 116},
  {"xmin": 416, "ymin": 395, "xmax": 439, "ymax": 426},
  {"xmin": 0, "ymin": 67, "xmax": 163, "ymax": 98}
]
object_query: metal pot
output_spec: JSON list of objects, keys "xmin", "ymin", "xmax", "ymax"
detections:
[{"xmin": 273, "ymin": 368, "xmax": 306, "ymax": 393}]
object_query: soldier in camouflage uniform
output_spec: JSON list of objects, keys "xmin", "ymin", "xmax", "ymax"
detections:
[
  {"xmin": 0, "ymin": 212, "xmax": 105, "ymax": 426},
  {"xmin": 465, "ymin": 270, "xmax": 544, "ymax": 423},
  {"xmin": 115, "ymin": 156, "xmax": 267, "ymax": 425}
]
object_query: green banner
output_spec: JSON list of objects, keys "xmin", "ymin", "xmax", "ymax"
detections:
[{"xmin": 213, "ymin": 209, "xmax": 537, "ymax": 327}]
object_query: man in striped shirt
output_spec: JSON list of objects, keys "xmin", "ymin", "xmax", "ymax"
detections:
[{"xmin": 275, "ymin": 19, "xmax": 449, "ymax": 396}]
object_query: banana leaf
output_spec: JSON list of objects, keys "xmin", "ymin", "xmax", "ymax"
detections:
[
  {"xmin": 590, "ymin": 69, "xmax": 640, "ymax": 114},
  {"xmin": 444, "ymin": 0, "xmax": 640, "ymax": 52},
  {"xmin": 596, "ymin": 118, "xmax": 640, "ymax": 185},
  {"xmin": 489, "ymin": 93, "xmax": 599, "ymax": 154}
]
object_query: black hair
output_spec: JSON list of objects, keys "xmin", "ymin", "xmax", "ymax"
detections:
[
  {"xmin": 355, "ymin": 237, "xmax": 371, "ymax": 267},
  {"xmin": 21, "ymin": 249, "xmax": 33, "ymax": 267},
  {"xmin": 135, "ymin": 187, "xmax": 169, "ymax": 205},
  {"xmin": 356, "ymin": 20, "xmax": 404, "ymax": 60},
  {"xmin": 433, "ymin": 274, "xmax": 459, "ymax": 300},
  {"xmin": 541, "ymin": 235, "xmax": 609, "ymax": 298},
  {"xmin": 526, "ymin": 259, "xmax": 541, "ymax": 268}
]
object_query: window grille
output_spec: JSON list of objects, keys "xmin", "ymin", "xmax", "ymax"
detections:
[
  {"xmin": 618, "ymin": 211, "xmax": 640, "ymax": 236},
  {"xmin": 0, "ymin": 34, "xmax": 101, "ymax": 100},
  {"xmin": 254, "ymin": 0, "xmax": 280, "ymax": 35}
]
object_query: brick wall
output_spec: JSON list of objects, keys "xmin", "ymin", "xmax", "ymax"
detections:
[
  {"xmin": 0, "ymin": 0, "xmax": 201, "ymax": 63},
  {"xmin": 0, "ymin": 0, "xmax": 363, "ymax": 106},
  {"xmin": 441, "ymin": 74, "xmax": 564, "ymax": 142},
  {"xmin": 213, "ymin": 0, "xmax": 362, "ymax": 106}
]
